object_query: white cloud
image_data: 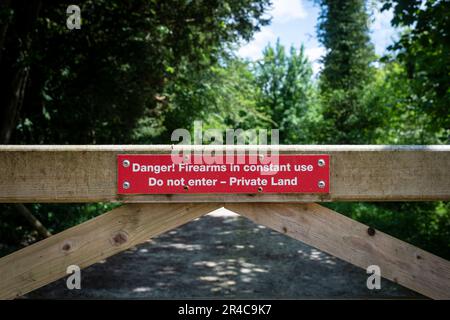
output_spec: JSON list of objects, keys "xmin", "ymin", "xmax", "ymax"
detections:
[
  {"xmin": 238, "ymin": 27, "xmax": 276, "ymax": 60},
  {"xmin": 370, "ymin": 5, "xmax": 399, "ymax": 55},
  {"xmin": 305, "ymin": 46, "xmax": 325, "ymax": 75},
  {"xmin": 238, "ymin": 1, "xmax": 308, "ymax": 60},
  {"xmin": 239, "ymin": 32, "xmax": 325, "ymax": 75},
  {"xmin": 271, "ymin": 0, "xmax": 307, "ymax": 23},
  {"xmin": 305, "ymin": 46, "xmax": 324, "ymax": 62},
  {"xmin": 372, "ymin": 7, "xmax": 393, "ymax": 32}
]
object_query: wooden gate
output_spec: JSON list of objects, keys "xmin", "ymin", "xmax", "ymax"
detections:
[{"xmin": 0, "ymin": 145, "xmax": 449, "ymax": 299}]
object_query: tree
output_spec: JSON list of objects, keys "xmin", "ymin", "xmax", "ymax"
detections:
[
  {"xmin": 137, "ymin": 56, "xmax": 273, "ymax": 144},
  {"xmin": 317, "ymin": 0, "xmax": 379, "ymax": 143},
  {"xmin": 0, "ymin": 0, "xmax": 42, "ymax": 143},
  {"xmin": 366, "ymin": 62, "xmax": 444, "ymax": 144},
  {"xmin": 382, "ymin": 0, "xmax": 450, "ymax": 139},
  {"xmin": 0, "ymin": 0, "xmax": 271, "ymax": 145},
  {"xmin": 0, "ymin": 0, "xmax": 271, "ymax": 251},
  {"xmin": 254, "ymin": 40, "xmax": 318, "ymax": 144}
]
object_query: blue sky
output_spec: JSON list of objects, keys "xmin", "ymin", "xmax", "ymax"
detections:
[{"xmin": 238, "ymin": 0, "xmax": 399, "ymax": 74}]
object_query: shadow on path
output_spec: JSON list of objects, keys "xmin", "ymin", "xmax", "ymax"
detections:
[{"xmin": 25, "ymin": 209, "xmax": 423, "ymax": 299}]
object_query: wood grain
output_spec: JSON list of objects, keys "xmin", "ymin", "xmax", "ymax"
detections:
[
  {"xmin": 0, "ymin": 145, "xmax": 448, "ymax": 202},
  {"xmin": 227, "ymin": 202, "xmax": 450, "ymax": 299},
  {"xmin": 0, "ymin": 203, "xmax": 219, "ymax": 299}
]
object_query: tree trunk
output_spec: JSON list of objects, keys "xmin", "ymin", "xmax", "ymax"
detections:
[
  {"xmin": 0, "ymin": 1, "xmax": 50, "ymax": 240},
  {"xmin": 13, "ymin": 204, "xmax": 52, "ymax": 239},
  {"xmin": 0, "ymin": 0, "xmax": 41, "ymax": 144},
  {"xmin": 0, "ymin": 0, "xmax": 12, "ymax": 64}
]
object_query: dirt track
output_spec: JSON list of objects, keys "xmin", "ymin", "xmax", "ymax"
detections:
[{"xmin": 25, "ymin": 208, "xmax": 422, "ymax": 299}]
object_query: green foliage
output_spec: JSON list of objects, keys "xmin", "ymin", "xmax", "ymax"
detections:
[
  {"xmin": 317, "ymin": 0, "xmax": 375, "ymax": 90},
  {"xmin": 367, "ymin": 62, "xmax": 444, "ymax": 144},
  {"xmin": 382, "ymin": 0, "xmax": 450, "ymax": 136},
  {"xmin": 139, "ymin": 56, "xmax": 274, "ymax": 144},
  {"xmin": 255, "ymin": 40, "xmax": 320, "ymax": 143},
  {"xmin": 11, "ymin": 0, "xmax": 271, "ymax": 144},
  {"xmin": 317, "ymin": 0, "xmax": 379, "ymax": 143},
  {"xmin": 149, "ymin": 40, "xmax": 320, "ymax": 145}
]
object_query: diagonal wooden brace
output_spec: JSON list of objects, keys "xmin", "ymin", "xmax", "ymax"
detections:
[
  {"xmin": 226, "ymin": 203, "xmax": 450, "ymax": 300},
  {"xmin": 0, "ymin": 203, "xmax": 220, "ymax": 299},
  {"xmin": 1, "ymin": 201, "xmax": 449, "ymax": 300}
]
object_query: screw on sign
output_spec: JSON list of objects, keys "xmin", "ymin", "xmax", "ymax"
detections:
[
  {"xmin": 122, "ymin": 159, "xmax": 130, "ymax": 168},
  {"xmin": 318, "ymin": 159, "xmax": 326, "ymax": 167},
  {"xmin": 117, "ymin": 154, "xmax": 330, "ymax": 195}
]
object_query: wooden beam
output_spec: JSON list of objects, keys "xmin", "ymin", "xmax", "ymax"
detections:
[
  {"xmin": 0, "ymin": 203, "xmax": 219, "ymax": 299},
  {"xmin": 227, "ymin": 202, "xmax": 450, "ymax": 299},
  {"xmin": 0, "ymin": 145, "xmax": 448, "ymax": 203}
]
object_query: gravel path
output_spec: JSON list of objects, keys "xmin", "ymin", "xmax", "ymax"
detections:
[{"xmin": 25, "ymin": 208, "xmax": 423, "ymax": 299}]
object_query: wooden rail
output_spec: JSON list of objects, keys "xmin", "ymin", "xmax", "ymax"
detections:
[{"xmin": 0, "ymin": 145, "xmax": 449, "ymax": 202}]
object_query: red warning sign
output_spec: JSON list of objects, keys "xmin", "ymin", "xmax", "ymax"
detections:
[{"xmin": 117, "ymin": 154, "xmax": 330, "ymax": 194}]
